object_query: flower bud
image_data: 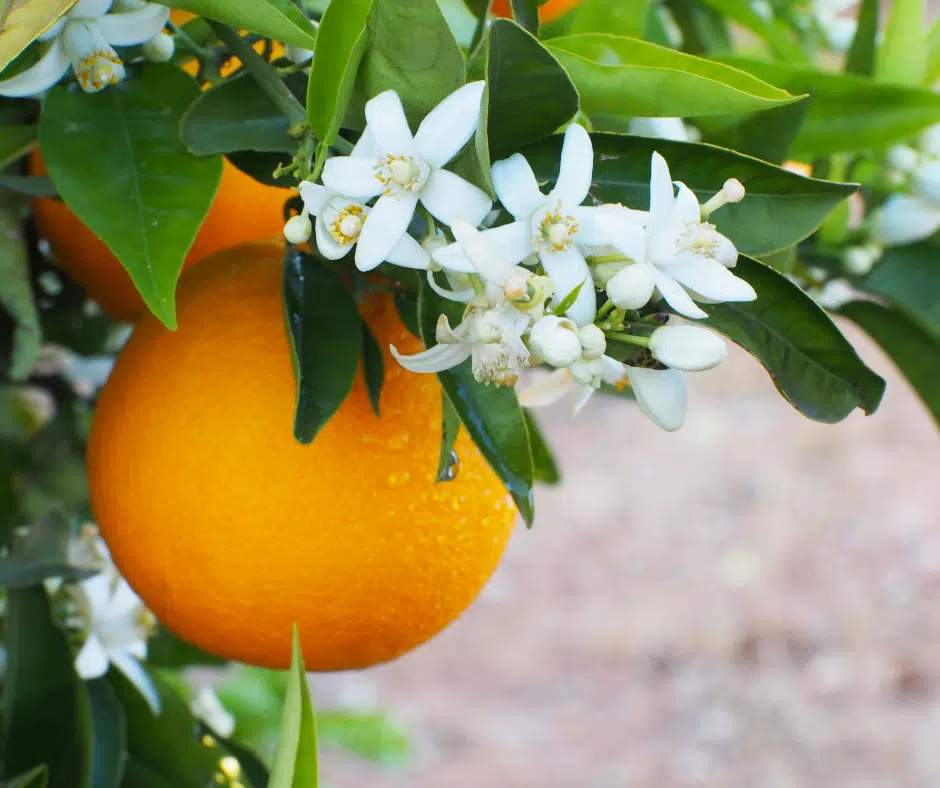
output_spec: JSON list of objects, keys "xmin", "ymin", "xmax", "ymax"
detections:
[
  {"xmin": 577, "ymin": 324, "xmax": 606, "ymax": 360},
  {"xmin": 872, "ymin": 194, "xmax": 940, "ymax": 247},
  {"xmin": 528, "ymin": 316, "xmax": 582, "ymax": 368},
  {"xmin": 474, "ymin": 311, "xmax": 503, "ymax": 344},
  {"xmin": 142, "ymin": 32, "xmax": 175, "ymax": 63},
  {"xmin": 912, "ymin": 159, "xmax": 940, "ymax": 204},
  {"xmin": 286, "ymin": 45, "xmax": 313, "ymax": 65},
  {"xmin": 283, "ymin": 214, "xmax": 312, "ymax": 244},
  {"xmin": 842, "ymin": 245, "xmax": 881, "ymax": 276},
  {"xmin": 649, "ymin": 325, "xmax": 727, "ymax": 371},
  {"xmin": 921, "ymin": 124, "xmax": 940, "ymax": 158},
  {"xmin": 886, "ymin": 145, "xmax": 919, "ymax": 174},
  {"xmin": 607, "ymin": 263, "xmax": 655, "ymax": 310},
  {"xmin": 569, "ymin": 357, "xmax": 603, "ymax": 386},
  {"xmin": 722, "ymin": 178, "xmax": 745, "ymax": 203},
  {"xmin": 591, "ymin": 260, "xmax": 626, "ymax": 289}
]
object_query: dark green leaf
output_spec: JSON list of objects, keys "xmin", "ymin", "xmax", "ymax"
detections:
[
  {"xmin": 874, "ymin": 0, "xmax": 926, "ymax": 87},
  {"xmin": 0, "ymin": 192, "xmax": 40, "ymax": 380},
  {"xmin": 360, "ymin": 320, "xmax": 384, "ymax": 417},
  {"xmin": 661, "ymin": 0, "xmax": 731, "ymax": 56},
  {"xmin": 704, "ymin": 99, "xmax": 809, "ymax": 163},
  {"xmin": 5, "ymin": 765, "xmax": 48, "ymax": 788},
  {"xmin": 853, "ymin": 243, "xmax": 940, "ymax": 334},
  {"xmin": 546, "ymin": 34, "xmax": 801, "ymax": 119},
  {"xmin": 282, "ymin": 248, "xmax": 362, "ymax": 443},
  {"xmin": 845, "ymin": 0, "xmax": 879, "ymax": 77},
  {"xmin": 81, "ymin": 679, "xmax": 126, "ymax": 788},
  {"xmin": 227, "ymin": 150, "xmax": 293, "ymax": 187},
  {"xmin": 523, "ymin": 408, "xmax": 560, "ymax": 485},
  {"xmin": 838, "ymin": 300, "xmax": 940, "ymax": 425},
  {"xmin": 697, "ymin": 257, "xmax": 885, "ymax": 422},
  {"xmin": 0, "ymin": 0, "xmax": 75, "ymax": 73},
  {"xmin": 416, "ymin": 283, "xmax": 535, "ymax": 525},
  {"xmin": 485, "ymin": 20, "xmax": 578, "ymax": 161},
  {"xmin": 154, "ymin": 0, "xmax": 317, "ymax": 49},
  {"xmin": 523, "ymin": 131, "xmax": 857, "ymax": 257},
  {"xmin": 181, "ymin": 71, "xmax": 308, "ymax": 155},
  {"xmin": 436, "ymin": 396, "xmax": 461, "ymax": 482},
  {"xmin": 509, "ymin": 0, "xmax": 541, "ymax": 36},
  {"xmin": 306, "ymin": 0, "xmax": 374, "ymax": 147},
  {"xmin": 569, "ymin": 0, "xmax": 650, "ymax": 38},
  {"xmin": 2, "ymin": 587, "xmax": 85, "ymax": 787},
  {"xmin": 317, "ymin": 711, "xmax": 410, "ymax": 765},
  {"xmin": 145, "ymin": 628, "xmax": 227, "ymax": 668},
  {"xmin": 39, "ymin": 64, "xmax": 223, "ymax": 329},
  {"xmin": 268, "ymin": 627, "xmax": 318, "ymax": 788},
  {"xmin": 0, "ymin": 125, "xmax": 36, "ymax": 169}
]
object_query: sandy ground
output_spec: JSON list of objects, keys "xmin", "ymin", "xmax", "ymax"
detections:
[{"xmin": 313, "ymin": 323, "xmax": 940, "ymax": 788}]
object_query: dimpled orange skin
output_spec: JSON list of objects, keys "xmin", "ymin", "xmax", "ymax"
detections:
[
  {"xmin": 491, "ymin": 0, "xmax": 582, "ymax": 22},
  {"xmin": 86, "ymin": 242, "xmax": 517, "ymax": 671}
]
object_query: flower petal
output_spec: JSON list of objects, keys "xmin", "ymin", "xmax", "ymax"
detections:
[
  {"xmin": 427, "ymin": 269, "xmax": 474, "ymax": 301},
  {"xmin": 390, "ymin": 341, "xmax": 472, "ymax": 373},
  {"xmin": 649, "ymin": 325, "xmax": 727, "ymax": 371},
  {"xmin": 298, "ymin": 181, "xmax": 330, "ymax": 216},
  {"xmin": 413, "ymin": 81, "xmax": 485, "ymax": 168},
  {"xmin": 570, "ymin": 205, "xmax": 618, "ymax": 247},
  {"xmin": 75, "ymin": 634, "xmax": 109, "ymax": 679},
  {"xmin": 625, "ymin": 367, "xmax": 687, "ymax": 431},
  {"xmin": 666, "ymin": 256, "xmax": 757, "ymax": 302},
  {"xmin": 364, "ymin": 90, "xmax": 414, "ymax": 154},
  {"xmin": 491, "ymin": 153, "xmax": 545, "ymax": 220},
  {"xmin": 606, "ymin": 262, "xmax": 656, "ymax": 310},
  {"xmin": 628, "ymin": 116, "xmax": 689, "ymax": 142},
  {"xmin": 652, "ymin": 269, "xmax": 709, "ymax": 319},
  {"xmin": 549, "ymin": 124, "xmax": 593, "ymax": 209},
  {"xmin": 571, "ymin": 383, "xmax": 597, "ymax": 416},
  {"xmin": 110, "ymin": 649, "xmax": 162, "ymax": 715},
  {"xmin": 315, "ymin": 217, "xmax": 352, "ymax": 260},
  {"xmin": 669, "ymin": 182, "xmax": 701, "ymax": 226},
  {"xmin": 648, "ymin": 152, "xmax": 675, "ymax": 235},
  {"xmin": 108, "ymin": 577, "xmax": 145, "ymax": 619},
  {"xmin": 518, "ymin": 368, "xmax": 574, "ymax": 408},
  {"xmin": 386, "ymin": 233, "xmax": 431, "ymax": 269},
  {"xmin": 354, "ymin": 194, "xmax": 418, "ymax": 271},
  {"xmin": 351, "ymin": 125, "xmax": 381, "ymax": 159},
  {"xmin": 420, "ymin": 169, "xmax": 492, "ymax": 228},
  {"xmin": 872, "ymin": 194, "xmax": 940, "ymax": 247},
  {"xmin": 98, "ymin": 3, "xmax": 169, "ymax": 45},
  {"xmin": 321, "ymin": 156, "xmax": 383, "ymax": 199},
  {"xmin": 39, "ymin": 18, "xmax": 68, "ymax": 41},
  {"xmin": 433, "ymin": 221, "xmax": 533, "ymax": 273},
  {"xmin": 539, "ymin": 246, "xmax": 596, "ymax": 326},
  {"xmin": 450, "ymin": 216, "xmax": 516, "ymax": 284},
  {"xmin": 0, "ymin": 37, "xmax": 70, "ymax": 98},
  {"xmin": 71, "ymin": 0, "xmax": 114, "ymax": 17},
  {"xmin": 594, "ymin": 206, "xmax": 648, "ymax": 263},
  {"xmin": 600, "ymin": 354, "xmax": 627, "ymax": 386}
]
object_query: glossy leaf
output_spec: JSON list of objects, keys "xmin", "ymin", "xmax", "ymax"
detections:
[
  {"xmin": 416, "ymin": 284, "xmax": 535, "ymax": 525},
  {"xmin": 436, "ymin": 396, "xmax": 461, "ymax": 483},
  {"xmin": 269, "ymin": 628, "xmax": 319, "ymax": 788},
  {"xmin": 569, "ymin": 0, "xmax": 650, "ymax": 38},
  {"xmin": 0, "ymin": 510, "xmax": 96, "ymax": 589},
  {"xmin": 0, "ymin": 0, "xmax": 75, "ymax": 73},
  {"xmin": 307, "ymin": 0, "xmax": 374, "ymax": 147},
  {"xmin": 523, "ymin": 131, "xmax": 856, "ymax": 257},
  {"xmin": 317, "ymin": 711, "xmax": 411, "ymax": 765},
  {"xmin": 0, "ymin": 125, "xmax": 36, "ymax": 169},
  {"xmin": 845, "ymin": 0, "xmax": 879, "ymax": 77},
  {"xmin": 509, "ymin": 0, "xmax": 541, "ymax": 35},
  {"xmin": 662, "ymin": 0, "xmax": 731, "ymax": 56},
  {"xmin": 853, "ymin": 243, "xmax": 940, "ymax": 334},
  {"xmin": 153, "ymin": 0, "xmax": 317, "ymax": 49},
  {"xmin": 80, "ymin": 679, "xmax": 126, "ymax": 788},
  {"xmin": 40, "ymin": 64, "xmax": 222, "ymax": 329},
  {"xmin": 283, "ymin": 248, "xmax": 362, "ymax": 444},
  {"xmin": 874, "ymin": 0, "xmax": 926, "ymax": 87},
  {"xmin": 360, "ymin": 320, "xmax": 384, "ymax": 417},
  {"xmin": 0, "ymin": 192, "xmax": 40, "ymax": 380},
  {"xmin": 704, "ymin": 99, "xmax": 809, "ymax": 163},
  {"xmin": 717, "ymin": 57, "xmax": 940, "ymax": 155},
  {"xmin": 694, "ymin": 0, "xmax": 807, "ymax": 62},
  {"xmin": 696, "ymin": 257, "xmax": 885, "ymax": 422},
  {"xmin": 545, "ymin": 34, "xmax": 801, "ymax": 120},
  {"xmin": 181, "ymin": 71, "xmax": 308, "ymax": 155},
  {"xmin": 486, "ymin": 20, "xmax": 578, "ymax": 161},
  {"xmin": 926, "ymin": 14, "xmax": 940, "ymax": 85},
  {"xmin": 838, "ymin": 300, "xmax": 940, "ymax": 425},
  {"xmin": 523, "ymin": 408, "xmax": 560, "ymax": 485}
]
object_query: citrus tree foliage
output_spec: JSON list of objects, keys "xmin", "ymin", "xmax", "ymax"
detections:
[{"xmin": 0, "ymin": 0, "xmax": 938, "ymax": 784}]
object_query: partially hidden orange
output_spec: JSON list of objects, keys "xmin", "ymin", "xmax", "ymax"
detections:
[
  {"xmin": 87, "ymin": 242, "xmax": 518, "ymax": 670},
  {"xmin": 491, "ymin": 0, "xmax": 582, "ymax": 23}
]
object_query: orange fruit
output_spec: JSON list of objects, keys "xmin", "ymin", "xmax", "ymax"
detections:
[
  {"xmin": 491, "ymin": 0, "xmax": 582, "ymax": 23},
  {"xmin": 87, "ymin": 242, "xmax": 517, "ymax": 670},
  {"xmin": 29, "ymin": 151, "xmax": 293, "ymax": 323}
]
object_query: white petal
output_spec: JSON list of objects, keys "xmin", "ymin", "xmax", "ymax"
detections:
[
  {"xmin": 75, "ymin": 634, "xmax": 109, "ymax": 679},
  {"xmin": 80, "ymin": 573, "xmax": 112, "ymax": 612},
  {"xmin": 649, "ymin": 325, "xmax": 727, "ymax": 371},
  {"xmin": 0, "ymin": 38, "xmax": 70, "ymax": 97},
  {"xmin": 433, "ymin": 221, "xmax": 532, "ymax": 273},
  {"xmin": 549, "ymin": 124, "xmax": 593, "ymax": 209},
  {"xmin": 653, "ymin": 269, "xmax": 709, "ymax": 319},
  {"xmin": 298, "ymin": 181, "xmax": 330, "ymax": 217},
  {"xmin": 600, "ymin": 354, "xmax": 627, "ymax": 386},
  {"xmin": 628, "ymin": 117, "xmax": 689, "ymax": 142},
  {"xmin": 669, "ymin": 182, "xmax": 701, "ymax": 227},
  {"xmin": 427, "ymin": 269, "xmax": 474, "ymax": 301},
  {"xmin": 539, "ymin": 247, "xmax": 596, "ymax": 327},
  {"xmin": 351, "ymin": 125, "xmax": 381, "ymax": 159},
  {"xmin": 98, "ymin": 4, "xmax": 169, "ymax": 45},
  {"xmin": 451, "ymin": 217, "xmax": 515, "ymax": 284},
  {"xmin": 71, "ymin": 0, "xmax": 113, "ymax": 17},
  {"xmin": 315, "ymin": 217, "xmax": 351, "ymax": 260},
  {"xmin": 666, "ymin": 256, "xmax": 757, "ymax": 302},
  {"xmin": 354, "ymin": 194, "xmax": 418, "ymax": 272},
  {"xmin": 364, "ymin": 90, "xmax": 414, "ymax": 154},
  {"xmin": 110, "ymin": 650, "xmax": 161, "ymax": 715},
  {"xmin": 606, "ymin": 262, "xmax": 655, "ymax": 310},
  {"xmin": 386, "ymin": 233, "xmax": 431, "ymax": 269},
  {"xmin": 107, "ymin": 578, "xmax": 144, "ymax": 619},
  {"xmin": 420, "ymin": 169, "xmax": 492, "ymax": 228},
  {"xmin": 872, "ymin": 194, "xmax": 940, "ymax": 247},
  {"xmin": 491, "ymin": 154, "xmax": 545, "ymax": 220},
  {"xmin": 413, "ymin": 81, "xmax": 485, "ymax": 168},
  {"xmin": 625, "ymin": 367, "xmax": 687, "ymax": 431},
  {"xmin": 648, "ymin": 152, "xmax": 675, "ymax": 235},
  {"xmin": 570, "ymin": 206, "xmax": 614, "ymax": 247},
  {"xmin": 390, "ymin": 341, "xmax": 472, "ymax": 373},
  {"xmin": 39, "ymin": 18, "xmax": 68, "ymax": 41},
  {"xmin": 321, "ymin": 157, "xmax": 383, "ymax": 199},
  {"xmin": 594, "ymin": 206, "xmax": 648, "ymax": 263},
  {"xmin": 571, "ymin": 384, "xmax": 597, "ymax": 416},
  {"xmin": 517, "ymin": 368, "xmax": 574, "ymax": 408}
]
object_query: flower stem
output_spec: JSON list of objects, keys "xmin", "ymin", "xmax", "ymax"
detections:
[
  {"xmin": 595, "ymin": 299, "xmax": 615, "ymax": 320},
  {"xmin": 606, "ymin": 331, "xmax": 650, "ymax": 348},
  {"xmin": 586, "ymin": 254, "xmax": 627, "ymax": 265}
]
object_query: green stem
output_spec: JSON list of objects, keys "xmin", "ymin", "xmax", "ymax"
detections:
[
  {"xmin": 167, "ymin": 20, "xmax": 207, "ymax": 59},
  {"xmin": 595, "ymin": 299, "xmax": 615, "ymax": 320},
  {"xmin": 586, "ymin": 253, "xmax": 627, "ymax": 265},
  {"xmin": 606, "ymin": 331, "xmax": 650, "ymax": 348}
]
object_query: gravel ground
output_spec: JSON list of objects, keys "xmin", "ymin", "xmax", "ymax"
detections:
[{"xmin": 312, "ymin": 323, "xmax": 940, "ymax": 788}]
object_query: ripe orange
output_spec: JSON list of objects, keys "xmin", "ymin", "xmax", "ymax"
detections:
[
  {"xmin": 29, "ymin": 151, "xmax": 294, "ymax": 323},
  {"xmin": 87, "ymin": 242, "xmax": 517, "ymax": 671},
  {"xmin": 491, "ymin": 0, "xmax": 582, "ymax": 23}
]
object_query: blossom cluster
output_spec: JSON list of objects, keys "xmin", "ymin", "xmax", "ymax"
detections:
[{"xmin": 289, "ymin": 83, "xmax": 757, "ymax": 431}]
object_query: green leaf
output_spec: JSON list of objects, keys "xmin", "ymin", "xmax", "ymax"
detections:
[
  {"xmin": 154, "ymin": 0, "xmax": 317, "ymax": 50},
  {"xmin": 0, "ymin": 510, "xmax": 96, "ymax": 589},
  {"xmin": 696, "ymin": 257, "xmax": 885, "ymax": 422},
  {"xmin": 416, "ymin": 283, "xmax": 535, "ymax": 525},
  {"xmin": 317, "ymin": 711, "xmax": 410, "ymax": 766},
  {"xmin": 523, "ymin": 131, "xmax": 856, "ymax": 257},
  {"xmin": 228, "ymin": 150, "xmax": 293, "ymax": 187},
  {"xmin": 874, "ymin": 0, "xmax": 926, "ymax": 87},
  {"xmin": 5, "ymin": 766, "xmax": 49, "ymax": 788},
  {"xmin": 926, "ymin": 14, "xmax": 940, "ymax": 85},
  {"xmin": 693, "ymin": 0, "xmax": 808, "ymax": 62},
  {"xmin": 80, "ymin": 679, "xmax": 126, "ymax": 788},
  {"xmin": 436, "ymin": 396, "xmax": 461, "ymax": 483},
  {"xmin": 307, "ymin": 0, "xmax": 374, "ymax": 147},
  {"xmin": 269, "ymin": 627, "xmax": 319, "ymax": 788},
  {"xmin": 569, "ymin": 0, "xmax": 650, "ymax": 38},
  {"xmin": 545, "ymin": 34, "xmax": 802, "ymax": 120},
  {"xmin": 485, "ymin": 20, "xmax": 578, "ymax": 161},
  {"xmin": 282, "ymin": 248, "xmax": 362, "ymax": 444},
  {"xmin": 704, "ymin": 99, "xmax": 809, "ymax": 163},
  {"xmin": 145, "ymin": 628, "xmax": 227, "ymax": 668},
  {"xmin": 181, "ymin": 71, "xmax": 308, "ymax": 156},
  {"xmin": 838, "ymin": 300, "xmax": 940, "ymax": 425},
  {"xmin": 853, "ymin": 243, "xmax": 940, "ymax": 334},
  {"xmin": 0, "ymin": 0, "xmax": 75, "ymax": 73},
  {"xmin": 523, "ymin": 408, "xmax": 560, "ymax": 485},
  {"xmin": 0, "ymin": 192, "xmax": 40, "ymax": 380},
  {"xmin": 2, "ymin": 587, "xmax": 85, "ymax": 786},
  {"xmin": 0, "ymin": 125, "xmax": 36, "ymax": 169},
  {"xmin": 661, "ymin": 0, "xmax": 731, "ymax": 56},
  {"xmin": 355, "ymin": 0, "xmax": 465, "ymax": 124},
  {"xmin": 845, "ymin": 0, "xmax": 879, "ymax": 77},
  {"xmin": 509, "ymin": 0, "xmax": 541, "ymax": 36},
  {"xmin": 360, "ymin": 321, "xmax": 384, "ymax": 418},
  {"xmin": 716, "ymin": 57, "xmax": 940, "ymax": 155},
  {"xmin": 39, "ymin": 64, "xmax": 223, "ymax": 329}
]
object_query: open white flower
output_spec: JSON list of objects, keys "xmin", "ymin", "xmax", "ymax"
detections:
[
  {"xmin": 321, "ymin": 83, "xmax": 491, "ymax": 272},
  {"xmin": 0, "ymin": 0, "xmax": 169, "ymax": 97},
  {"xmin": 599, "ymin": 153, "xmax": 756, "ymax": 319},
  {"xmin": 871, "ymin": 193, "xmax": 940, "ymax": 247},
  {"xmin": 434, "ymin": 124, "xmax": 607, "ymax": 327}
]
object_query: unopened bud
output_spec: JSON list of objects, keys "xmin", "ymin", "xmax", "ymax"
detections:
[
  {"xmin": 607, "ymin": 263, "xmax": 655, "ymax": 310},
  {"xmin": 283, "ymin": 214, "xmax": 312, "ymax": 244},
  {"xmin": 722, "ymin": 178, "xmax": 745, "ymax": 203},
  {"xmin": 912, "ymin": 159, "xmax": 940, "ymax": 205},
  {"xmin": 569, "ymin": 357, "xmax": 603, "ymax": 386},
  {"xmin": 577, "ymin": 324, "xmax": 606, "ymax": 360},
  {"xmin": 886, "ymin": 145, "xmax": 919, "ymax": 174},
  {"xmin": 503, "ymin": 273, "xmax": 529, "ymax": 301},
  {"xmin": 142, "ymin": 32, "xmax": 174, "ymax": 63},
  {"xmin": 649, "ymin": 325, "xmax": 727, "ymax": 372},
  {"xmin": 528, "ymin": 316, "xmax": 581, "ymax": 368},
  {"xmin": 842, "ymin": 245, "xmax": 881, "ymax": 276}
]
